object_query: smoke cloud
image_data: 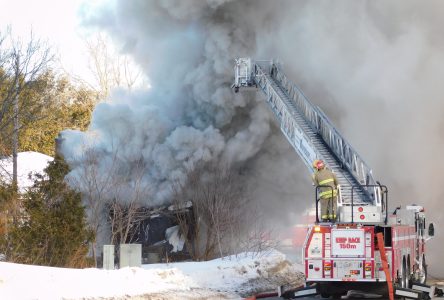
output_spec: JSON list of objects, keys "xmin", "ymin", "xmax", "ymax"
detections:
[{"xmin": 62, "ymin": 0, "xmax": 444, "ymax": 275}]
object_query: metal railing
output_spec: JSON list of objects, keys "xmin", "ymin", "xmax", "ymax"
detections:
[
  {"xmin": 232, "ymin": 58, "xmax": 383, "ymax": 208},
  {"xmin": 315, "ymin": 184, "xmax": 388, "ymax": 224},
  {"xmin": 265, "ymin": 62, "xmax": 382, "ymax": 204},
  {"xmin": 270, "ymin": 63, "xmax": 376, "ymax": 187},
  {"xmin": 351, "ymin": 184, "xmax": 388, "ymax": 224},
  {"xmin": 253, "ymin": 62, "xmax": 320, "ymax": 170}
]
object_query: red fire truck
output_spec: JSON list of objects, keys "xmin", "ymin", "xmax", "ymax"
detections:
[
  {"xmin": 232, "ymin": 58, "xmax": 435, "ymax": 298},
  {"xmin": 303, "ymin": 200, "xmax": 434, "ymax": 298}
]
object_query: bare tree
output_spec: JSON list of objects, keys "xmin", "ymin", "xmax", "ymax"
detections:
[
  {"xmin": 0, "ymin": 27, "xmax": 54, "ymax": 224},
  {"xmin": 0, "ymin": 28, "xmax": 54, "ymax": 138},
  {"xmin": 83, "ymin": 33, "xmax": 143, "ymax": 99},
  {"xmin": 171, "ymin": 160, "xmax": 271, "ymax": 261},
  {"xmin": 108, "ymin": 159, "xmax": 152, "ymax": 245},
  {"xmin": 67, "ymin": 148, "xmax": 118, "ymax": 267},
  {"xmin": 231, "ymin": 205, "xmax": 280, "ymax": 259},
  {"xmin": 68, "ymin": 143, "xmax": 155, "ymax": 266}
]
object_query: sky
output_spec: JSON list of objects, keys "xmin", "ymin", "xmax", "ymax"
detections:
[
  {"xmin": 0, "ymin": 0, "xmax": 102, "ymax": 82},
  {"xmin": 0, "ymin": 250, "xmax": 303, "ymax": 300},
  {"xmin": 0, "ymin": 152, "xmax": 53, "ymax": 192}
]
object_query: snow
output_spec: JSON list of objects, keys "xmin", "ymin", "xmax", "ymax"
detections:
[
  {"xmin": 0, "ymin": 250, "xmax": 304, "ymax": 300},
  {"xmin": 0, "ymin": 152, "xmax": 305, "ymax": 299},
  {"xmin": 0, "ymin": 151, "xmax": 53, "ymax": 191}
]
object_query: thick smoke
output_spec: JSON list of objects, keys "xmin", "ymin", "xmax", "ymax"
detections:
[
  {"xmin": 62, "ymin": 0, "xmax": 277, "ymax": 207},
  {"xmin": 63, "ymin": 0, "xmax": 444, "ymax": 275}
]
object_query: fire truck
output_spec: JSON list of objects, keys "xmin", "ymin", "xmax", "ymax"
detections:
[
  {"xmin": 303, "ymin": 204, "xmax": 433, "ymax": 298},
  {"xmin": 232, "ymin": 58, "xmax": 435, "ymax": 299}
]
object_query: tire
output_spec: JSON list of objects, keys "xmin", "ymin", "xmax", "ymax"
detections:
[
  {"xmin": 320, "ymin": 293, "xmax": 330, "ymax": 299},
  {"xmin": 318, "ymin": 282, "xmax": 346, "ymax": 298}
]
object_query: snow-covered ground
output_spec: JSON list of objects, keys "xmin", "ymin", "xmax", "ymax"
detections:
[
  {"xmin": 0, "ymin": 152, "xmax": 304, "ymax": 299},
  {"xmin": 0, "ymin": 250, "xmax": 304, "ymax": 300},
  {"xmin": 0, "ymin": 151, "xmax": 53, "ymax": 191}
]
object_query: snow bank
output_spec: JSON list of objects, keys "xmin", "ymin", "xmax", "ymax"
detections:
[
  {"xmin": 0, "ymin": 151, "xmax": 53, "ymax": 191},
  {"xmin": 0, "ymin": 250, "xmax": 304, "ymax": 300},
  {"xmin": 148, "ymin": 250, "xmax": 304, "ymax": 296}
]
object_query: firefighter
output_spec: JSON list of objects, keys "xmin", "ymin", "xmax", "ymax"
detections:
[{"xmin": 312, "ymin": 159, "xmax": 338, "ymax": 222}]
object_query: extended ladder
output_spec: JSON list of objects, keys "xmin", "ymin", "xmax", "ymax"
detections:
[{"xmin": 233, "ymin": 58, "xmax": 385, "ymax": 224}]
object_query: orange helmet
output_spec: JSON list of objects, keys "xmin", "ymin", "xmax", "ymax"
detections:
[{"xmin": 313, "ymin": 159, "xmax": 325, "ymax": 170}]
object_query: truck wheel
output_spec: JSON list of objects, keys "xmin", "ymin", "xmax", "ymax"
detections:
[{"xmin": 320, "ymin": 293, "xmax": 330, "ymax": 299}]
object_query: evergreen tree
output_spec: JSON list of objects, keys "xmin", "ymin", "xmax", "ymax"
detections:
[
  {"xmin": 2, "ymin": 155, "xmax": 94, "ymax": 267},
  {"xmin": 0, "ymin": 69, "xmax": 96, "ymax": 157},
  {"xmin": 18, "ymin": 73, "xmax": 96, "ymax": 156}
]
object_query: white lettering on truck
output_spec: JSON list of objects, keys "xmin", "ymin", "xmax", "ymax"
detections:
[{"xmin": 331, "ymin": 229, "xmax": 365, "ymax": 257}]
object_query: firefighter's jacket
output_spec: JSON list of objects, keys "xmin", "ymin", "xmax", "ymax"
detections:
[{"xmin": 312, "ymin": 168, "xmax": 338, "ymax": 199}]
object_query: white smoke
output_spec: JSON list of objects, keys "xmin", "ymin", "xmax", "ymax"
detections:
[
  {"xmin": 62, "ymin": 0, "xmax": 270, "ymax": 206},
  {"xmin": 63, "ymin": 0, "xmax": 444, "ymax": 275}
]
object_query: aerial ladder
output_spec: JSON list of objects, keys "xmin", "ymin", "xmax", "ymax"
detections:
[{"xmin": 232, "ymin": 58, "xmax": 385, "ymax": 224}]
